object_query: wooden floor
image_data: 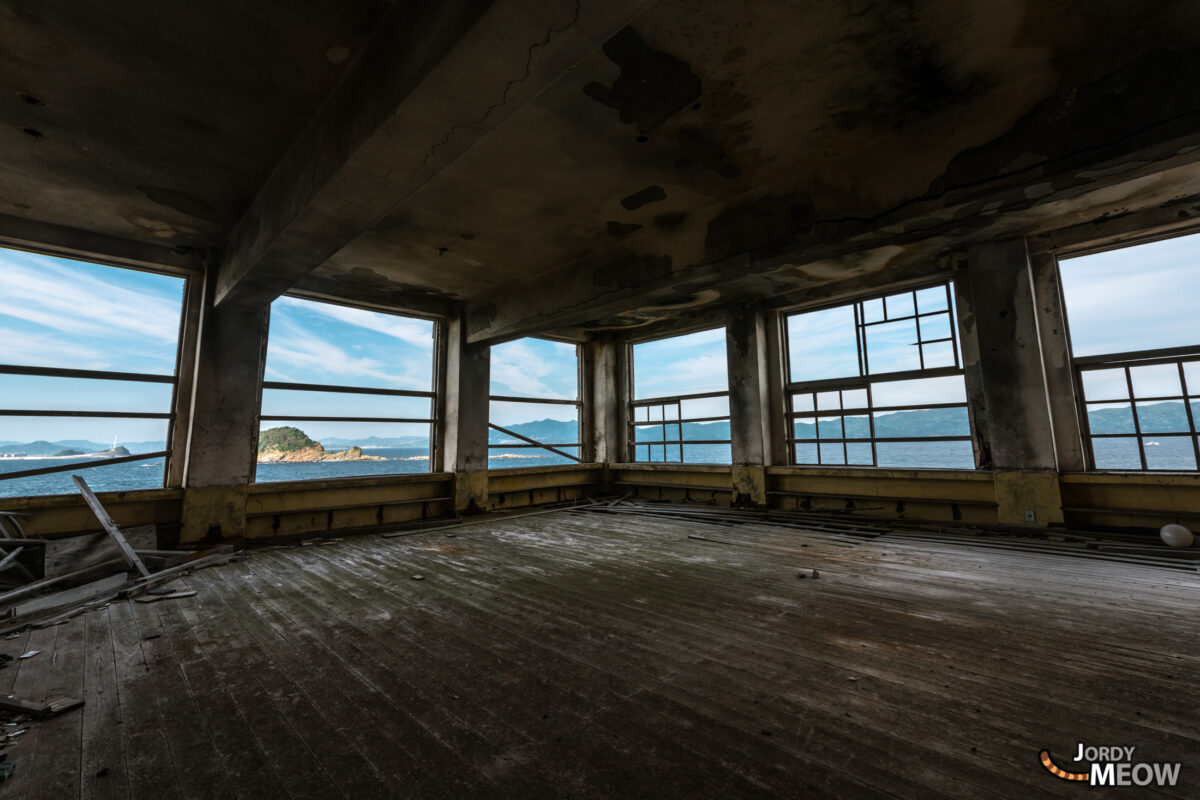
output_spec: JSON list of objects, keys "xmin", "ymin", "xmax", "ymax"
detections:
[{"xmin": 2, "ymin": 505, "xmax": 1198, "ymax": 799}]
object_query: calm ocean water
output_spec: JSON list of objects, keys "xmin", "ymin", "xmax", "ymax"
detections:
[{"xmin": 3, "ymin": 439, "xmax": 1197, "ymax": 499}]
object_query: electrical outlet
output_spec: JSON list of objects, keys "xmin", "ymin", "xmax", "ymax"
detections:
[{"xmin": 1024, "ymin": 509, "xmax": 1036, "ymax": 523}]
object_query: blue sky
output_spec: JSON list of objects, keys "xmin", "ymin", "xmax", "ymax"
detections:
[
  {"xmin": 0, "ymin": 247, "xmax": 184, "ymax": 444},
  {"xmin": 489, "ymin": 337, "xmax": 578, "ymax": 426},
  {"xmin": 633, "ymin": 327, "xmax": 729, "ymax": 399},
  {"xmin": 262, "ymin": 297, "xmax": 435, "ymax": 441},
  {"xmin": 1059, "ymin": 233, "xmax": 1200, "ymax": 357}
]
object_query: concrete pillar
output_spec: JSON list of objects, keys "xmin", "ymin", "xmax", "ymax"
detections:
[
  {"xmin": 441, "ymin": 315, "xmax": 489, "ymax": 513},
  {"xmin": 763, "ymin": 312, "xmax": 790, "ymax": 467},
  {"xmin": 1028, "ymin": 249, "xmax": 1087, "ymax": 472},
  {"xmin": 584, "ymin": 336, "xmax": 621, "ymax": 469},
  {"xmin": 954, "ymin": 239, "xmax": 1064, "ymax": 525},
  {"xmin": 179, "ymin": 270, "xmax": 270, "ymax": 543},
  {"xmin": 726, "ymin": 302, "xmax": 772, "ymax": 507}
]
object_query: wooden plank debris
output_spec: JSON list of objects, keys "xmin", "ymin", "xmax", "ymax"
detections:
[
  {"xmin": 134, "ymin": 590, "xmax": 197, "ymax": 604},
  {"xmin": 10, "ymin": 573, "xmax": 128, "ymax": 617},
  {"xmin": 45, "ymin": 526, "xmax": 155, "ymax": 577},
  {"xmin": 0, "ymin": 694, "xmax": 84, "ymax": 718},
  {"xmin": 0, "ymin": 558, "xmax": 126, "ymax": 607},
  {"xmin": 71, "ymin": 476, "xmax": 151, "ymax": 577}
]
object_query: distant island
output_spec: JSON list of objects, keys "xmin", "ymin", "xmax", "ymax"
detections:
[{"xmin": 257, "ymin": 426, "xmax": 385, "ymax": 464}]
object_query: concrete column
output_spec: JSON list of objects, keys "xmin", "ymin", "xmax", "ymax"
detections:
[
  {"xmin": 726, "ymin": 302, "xmax": 772, "ymax": 507},
  {"xmin": 1028, "ymin": 249, "xmax": 1087, "ymax": 472},
  {"xmin": 955, "ymin": 239, "xmax": 1064, "ymax": 525},
  {"xmin": 441, "ymin": 315, "xmax": 490, "ymax": 513},
  {"xmin": 584, "ymin": 336, "xmax": 621, "ymax": 464},
  {"xmin": 615, "ymin": 340, "xmax": 633, "ymax": 463},
  {"xmin": 179, "ymin": 270, "xmax": 270, "ymax": 543},
  {"xmin": 764, "ymin": 311, "xmax": 790, "ymax": 467}
]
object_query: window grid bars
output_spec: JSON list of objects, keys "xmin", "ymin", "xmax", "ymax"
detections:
[{"xmin": 1076, "ymin": 358, "xmax": 1200, "ymax": 471}]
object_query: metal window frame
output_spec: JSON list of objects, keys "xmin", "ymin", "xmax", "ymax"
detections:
[
  {"xmin": 626, "ymin": 326, "xmax": 732, "ymax": 464},
  {"xmin": 781, "ymin": 280, "xmax": 972, "ymax": 469},
  {"xmin": 0, "ymin": 264, "xmax": 190, "ymax": 488},
  {"xmin": 487, "ymin": 338, "xmax": 584, "ymax": 465},
  {"xmin": 1055, "ymin": 229, "xmax": 1200, "ymax": 473},
  {"xmin": 255, "ymin": 297, "xmax": 439, "ymax": 481}
]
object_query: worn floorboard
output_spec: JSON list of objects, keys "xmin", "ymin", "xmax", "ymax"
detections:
[{"xmin": 2, "ymin": 507, "xmax": 1198, "ymax": 798}]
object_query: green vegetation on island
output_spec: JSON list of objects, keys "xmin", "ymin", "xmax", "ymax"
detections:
[
  {"xmin": 258, "ymin": 426, "xmax": 317, "ymax": 453},
  {"xmin": 256, "ymin": 427, "xmax": 383, "ymax": 463}
]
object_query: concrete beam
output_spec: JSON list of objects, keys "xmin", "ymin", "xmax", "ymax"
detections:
[
  {"xmin": 0, "ymin": 212, "xmax": 203, "ymax": 275},
  {"xmin": 179, "ymin": 269, "xmax": 270, "ymax": 542},
  {"xmin": 215, "ymin": 0, "xmax": 656, "ymax": 310},
  {"xmin": 440, "ymin": 316, "xmax": 490, "ymax": 512},
  {"xmin": 726, "ymin": 302, "xmax": 771, "ymax": 506}
]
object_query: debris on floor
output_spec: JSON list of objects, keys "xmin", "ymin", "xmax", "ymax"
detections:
[
  {"xmin": 134, "ymin": 590, "xmax": 197, "ymax": 604},
  {"xmin": 17, "ymin": 651, "xmax": 37, "ymax": 660},
  {"xmin": 0, "ymin": 694, "xmax": 83, "ymax": 718},
  {"xmin": 0, "ymin": 477, "xmax": 244, "ymax": 633},
  {"xmin": 797, "ymin": 568, "xmax": 820, "ymax": 579}
]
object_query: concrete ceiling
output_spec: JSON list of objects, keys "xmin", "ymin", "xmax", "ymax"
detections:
[{"xmin": 6, "ymin": 0, "xmax": 1200, "ymax": 340}]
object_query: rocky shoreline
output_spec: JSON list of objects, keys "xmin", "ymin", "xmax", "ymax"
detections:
[{"xmin": 257, "ymin": 444, "xmax": 384, "ymax": 464}]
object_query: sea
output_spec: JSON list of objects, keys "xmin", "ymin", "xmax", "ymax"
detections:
[{"xmin": 2, "ymin": 439, "xmax": 1197, "ymax": 499}]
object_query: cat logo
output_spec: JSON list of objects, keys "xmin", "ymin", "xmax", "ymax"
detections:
[{"xmin": 1039, "ymin": 745, "xmax": 1182, "ymax": 788}]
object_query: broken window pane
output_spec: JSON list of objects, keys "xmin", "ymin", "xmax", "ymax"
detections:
[{"xmin": 865, "ymin": 319, "xmax": 922, "ymax": 374}]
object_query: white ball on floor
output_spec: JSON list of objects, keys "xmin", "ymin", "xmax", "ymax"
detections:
[{"xmin": 1160, "ymin": 524, "xmax": 1194, "ymax": 548}]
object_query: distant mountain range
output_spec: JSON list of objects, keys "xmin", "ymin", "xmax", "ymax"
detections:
[
  {"xmin": 322, "ymin": 419, "xmax": 582, "ymax": 449},
  {"xmin": 0, "ymin": 440, "xmax": 162, "ymax": 456},
  {"xmin": 5, "ymin": 402, "xmax": 1194, "ymax": 457}
]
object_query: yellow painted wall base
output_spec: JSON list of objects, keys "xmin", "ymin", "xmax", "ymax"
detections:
[
  {"xmin": 455, "ymin": 470, "xmax": 489, "ymax": 513},
  {"xmin": 731, "ymin": 465, "xmax": 767, "ymax": 506},
  {"xmin": 179, "ymin": 484, "xmax": 248, "ymax": 544},
  {"xmin": 994, "ymin": 471, "xmax": 1064, "ymax": 525}
]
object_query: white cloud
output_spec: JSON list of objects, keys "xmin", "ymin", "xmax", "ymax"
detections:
[
  {"xmin": 277, "ymin": 296, "xmax": 433, "ymax": 349},
  {"xmin": 0, "ymin": 252, "xmax": 182, "ymax": 342},
  {"xmin": 266, "ymin": 318, "xmax": 431, "ymax": 390},
  {"xmin": 1061, "ymin": 238, "xmax": 1200, "ymax": 356},
  {"xmin": 490, "ymin": 339, "xmax": 563, "ymax": 398},
  {"xmin": 0, "ymin": 325, "xmax": 115, "ymax": 370}
]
